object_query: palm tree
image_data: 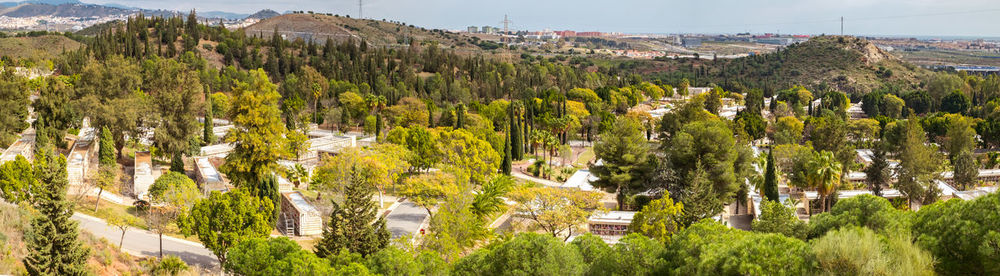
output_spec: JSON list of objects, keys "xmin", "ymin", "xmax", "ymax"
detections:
[
  {"xmin": 471, "ymin": 176, "xmax": 513, "ymax": 220},
  {"xmin": 808, "ymin": 151, "xmax": 843, "ymax": 214}
]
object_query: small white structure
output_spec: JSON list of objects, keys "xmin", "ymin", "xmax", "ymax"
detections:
[
  {"xmin": 194, "ymin": 157, "xmax": 229, "ymax": 196},
  {"xmin": 211, "ymin": 125, "xmax": 234, "ymax": 140},
  {"xmin": 587, "ymin": 211, "xmax": 636, "ymax": 243},
  {"xmin": 562, "ymin": 169, "xmax": 596, "ymax": 191},
  {"xmin": 279, "ymin": 191, "xmax": 323, "ymax": 236},
  {"xmin": 199, "ymin": 143, "xmax": 234, "ymax": 158},
  {"xmin": 298, "ymin": 135, "xmax": 356, "ymax": 161},
  {"xmin": 133, "ymin": 152, "xmax": 154, "ymax": 199},
  {"xmin": 67, "ymin": 122, "xmax": 98, "ymax": 186},
  {"xmin": 0, "ymin": 129, "xmax": 35, "ymax": 163}
]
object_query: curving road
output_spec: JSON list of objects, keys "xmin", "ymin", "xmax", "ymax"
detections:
[{"xmin": 72, "ymin": 213, "xmax": 219, "ymax": 269}]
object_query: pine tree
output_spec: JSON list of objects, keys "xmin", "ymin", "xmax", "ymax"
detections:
[
  {"xmin": 24, "ymin": 151, "xmax": 91, "ymax": 275},
  {"xmin": 99, "ymin": 126, "xmax": 115, "ymax": 166},
  {"xmin": 680, "ymin": 160, "xmax": 724, "ymax": 226},
  {"xmin": 763, "ymin": 149, "xmax": 779, "ymax": 202},
  {"xmin": 865, "ymin": 147, "xmax": 889, "ymax": 197},
  {"xmin": 314, "ymin": 166, "xmax": 390, "ymax": 258},
  {"xmin": 203, "ymin": 85, "xmax": 215, "ymax": 145}
]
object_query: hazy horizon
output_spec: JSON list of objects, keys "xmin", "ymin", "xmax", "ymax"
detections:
[{"xmin": 77, "ymin": 0, "xmax": 1000, "ymax": 37}]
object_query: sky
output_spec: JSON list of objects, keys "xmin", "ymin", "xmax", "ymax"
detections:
[{"xmin": 83, "ymin": 0, "xmax": 1000, "ymax": 37}]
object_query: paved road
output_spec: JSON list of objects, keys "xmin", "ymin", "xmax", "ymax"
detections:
[
  {"xmin": 72, "ymin": 213, "xmax": 218, "ymax": 269},
  {"xmin": 384, "ymin": 202, "xmax": 429, "ymax": 239}
]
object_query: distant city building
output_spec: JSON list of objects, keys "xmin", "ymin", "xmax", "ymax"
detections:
[
  {"xmin": 682, "ymin": 37, "xmax": 702, "ymax": 48},
  {"xmin": 576, "ymin": 32, "xmax": 602, "ymax": 37},
  {"xmin": 467, "ymin": 26, "xmax": 478, "ymax": 33},
  {"xmin": 555, "ymin": 30, "xmax": 576, "ymax": 37}
]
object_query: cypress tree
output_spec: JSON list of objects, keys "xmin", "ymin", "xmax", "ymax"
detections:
[
  {"xmin": 455, "ymin": 104, "xmax": 466, "ymax": 129},
  {"xmin": 763, "ymin": 149, "xmax": 779, "ymax": 202},
  {"xmin": 170, "ymin": 152, "xmax": 184, "ymax": 173},
  {"xmin": 501, "ymin": 133, "xmax": 512, "ymax": 175},
  {"xmin": 99, "ymin": 126, "xmax": 115, "ymax": 166},
  {"xmin": 315, "ymin": 166, "xmax": 390, "ymax": 258},
  {"xmin": 256, "ymin": 174, "xmax": 281, "ymax": 226},
  {"xmin": 24, "ymin": 151, "xmax": 91, "ymax": 275},
  {"xmin": 509, "ymin": 105, "xmax": 524, "ymax": 160},
  {"xmin": 203, "ymin": 85, "xmax": 215, "ymax": 145},
  {"xmin": 375, "ymin": 112, "xmax": 383, "ymax": 143}
]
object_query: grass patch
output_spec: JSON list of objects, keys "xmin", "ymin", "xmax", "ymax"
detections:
[{"xmin": 573, "ymin": 147, "xmax": 595, "ymax": 168}]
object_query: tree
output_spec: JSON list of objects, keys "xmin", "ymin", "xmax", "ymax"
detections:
[
  {"xmin": 93, "ymin": 165, "xmax": 116, "ymax": 212},
  {"xmin": 808, "ymin": 194, "xmax": 907, "ymax": 238},
  {"xmin": 591, "ymin": 117, "xmax": 650, "ymax": 209},
  {"xmin": 911, "ymin": 192, "xmax": 1000, "ymax": 275},
  {"xmin": 510, "ymin": 186, "xmax": 604, "ymax": 241},
  {"xmin": 667, "ymin": 119, "xmax": 748, "ymax": 207},
  {"xmin": 762, "ymin": 149, "xmax": 779, "ymax": 202},
  {"xmin": 952, "ymin": 150, "xmax": 978, "ymax": 191},
  {"xmin": 146, "ymin": 58, "xmax": 204, "ymax": 158},
  {"xmin": 178, "ymin": 188, "xmax": 274, "ymax": 264},
  {"xmin": 895, "ymin": 117, "xmax": 942, "ymax": 207},
  {"xmin": 315, "ymin": 166, "xmax": 390, "ymax": 258},
  {"xmin": 771, "ymin": 116, "xmax": 803, "ymax": 145},
  {"xmin": 98, "ymin": 126, "xmax": 115, "ymax": 166},
  {"xmin": 225, "ymin": 237, "xmax": 340, "ymax": 276},
  {"xmin": 944, "ymin": 114, "xmax": 976, "ymax": 159},
  {"xmin": 660, "ymin": 220, "xmax": 813, "ymax": 275},
  {"xmin": 752, "ymin": 200, "xmax": 807, "ymax": 239},
  {"xmin": 23, "ymin": 151, "xmax": 91, "ymax": 275},
  {"xmin": 735, "ymin": 110, "xmax": 766, "ymax": 141},
  {"xmin": 470, "ymin": 175, "xmax": 512, "ymax": 219},
  {"xmin": 399, "ymin": 172, "xmax": 457, "ymax": 216},
  {"xmin": 812, "ymin": 226, "xmax": 934, "ymax": 276},
  {"xmin": 865, "ymin": 146, "xmax": 890, "ymax": 197},
  {"xmin": 596, "ymin": 234, "xmax": 667, "ymax": 275},
  {"xmin": 0, "ymin": 155, "xmax": 37, "ymax": 204},
  {"xmin": 452, "ymin": 233, "xmax": 586, "ymax": 276},
  {"xmin": 807, "ymin": 150, "xmax": 843, "ymax": 213},
  {"xmin": 96, "ymin": 129, "xmax": 118, "ymax": 210},
  {"xmin": 203, "ymin": 85, "xmax": 216, "ymax": 145},
  {"xmin": 500, "ymin": 133, "xmax": 512, "ymax": 175},
  {"xmin": 401, "ymin": 126, "xmax": 440, "ymax": 171},
  {"xmin": 148, "ymin": 171, "xmax": 201, "ymax": 258},
  {"xmin": 421, "ymin": 192, "xmax": 487, "ymax": 262},
  {"xmin": 222, "ymin": 69, "xmax": 287, "ymax": 191},
  {"xmin": 941, "ymin": 90, "xmax": 971, "ymax": 114},
  {"xmin": 679, "ymin": 161, "xmax": 724, "ymax": 225},
  {"xmin": 628, "ymin": 194, "xmax": 684, "ymax": 243},
  {"xmin": 102, "ymin": 208, "xmax": 139, "ymax": 250},
  {"xmin": 436, "ymin": 129, "xmax": 500, "ymax": 185},
  {"xmin": 366, "ymin": 247, "xmax": 447, "ymax": 276}
]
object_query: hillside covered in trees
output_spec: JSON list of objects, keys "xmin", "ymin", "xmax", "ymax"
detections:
[{"xmin": 639, "ymin": 36, "xmax": 932, "ymax": 95}]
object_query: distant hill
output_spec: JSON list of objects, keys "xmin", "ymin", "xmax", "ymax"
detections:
[
  {"xmin": 0, "ymin": 3, "xmax": 132, "ymax": 17},
  {"xmin": 246, "ymin": 9, "xmax": 279, "ymax": 20},
  {"xmin": 642, "ymin": 36, "xmax": 931, "ymax": 95},
  {"xmin": 0, "ymin": 0, "xmax": 79, "ymax": 7},
  {"xmin": 244, "ymin": 13, "xmax": 481, "ymax": 50},
  {"xmin": 748, "ymin": 36, "xmax": 930, "ymax": 94},
  {"xmin": 0, "ymin": 35, "xmax": 82, "ymax": 60}
]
